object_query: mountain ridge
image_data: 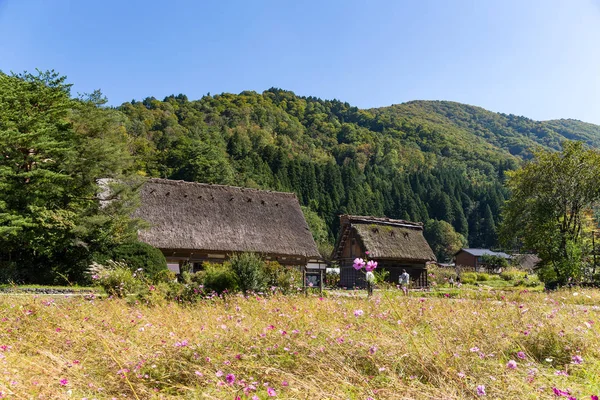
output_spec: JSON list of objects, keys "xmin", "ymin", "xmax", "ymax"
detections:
[{"xmin": 118, "ymin": 89, "xmax": 600, "ymax": 252}]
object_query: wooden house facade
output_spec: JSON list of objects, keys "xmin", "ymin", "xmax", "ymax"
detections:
[
  {"xmin": 455, "ymin": 248, "xmax": 511, "ymax": 272},
  {"xmin": 134, "ymin": 179, "xmax": 321, "ymax": 271},
  {"xmin": 332, "ymin": 215, "xmax": 436, "ymax": 288}
]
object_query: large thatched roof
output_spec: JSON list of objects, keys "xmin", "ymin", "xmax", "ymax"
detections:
[
  {"xmin": 134, "ymin": 179, "xmax": 320, "ymax": 258},
  {"xmin": 335, "ymin": 215, "xmax": 436, "ymax": 262}
]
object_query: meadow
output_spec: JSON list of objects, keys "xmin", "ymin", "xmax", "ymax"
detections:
[{"xmin": 0, "ymin": 288, "xmax": 598, "ymax": 399}]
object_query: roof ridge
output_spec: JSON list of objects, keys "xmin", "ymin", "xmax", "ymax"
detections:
[
  {"xmin": 147, "ymin": 178, "xmax": 297, "ymax": 197},
  {"xmin": 342, "ymin": 214, "xmax": 423, "ymax": 228}
]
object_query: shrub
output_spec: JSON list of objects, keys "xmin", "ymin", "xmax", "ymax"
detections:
[
  {"xmin": 500, "ymin": 268, "xmax": 528, "ymax": 282},
  {"xmin": 229, "ymin": 253, "xmax": 267, "ymax": 294},
  {"xmin": 262, "ymin": 261, "xmax": 302, "ymax": 294},
  {"xmin": 426, "ymin": 265, "xmax": 457, "ymax": 286},
  {"xmin": 325, "ymin": 271, "xmax": 340, "ymax": 288},
  {"xmin": 202, "ymin": 263, "xmax": 238, "ymax": 294},
  {"xmin": 461, "ymin": 272, "xmax": 477, "ymax": 284},
  {"xmin": 110, "ymin": 242, "xmax": 167, "ymax": 278},
  {"xmin": 476, "ymin": 272, "xmax": 491, "ymax": 281},
  {"xmin": 89, "ymin": 260, "xmax": 144, "ymax": 297},
  {"xmin": 153, "ymin": 269, "xmax": 176, "ymax": 284}
]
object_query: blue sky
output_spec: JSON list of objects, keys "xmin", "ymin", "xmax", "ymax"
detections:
[{"xmin": 1, "ymin": 0, "xmax": 600, "ymax": 123}]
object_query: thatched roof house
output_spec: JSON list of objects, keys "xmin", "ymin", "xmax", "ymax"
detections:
[
  {"xmin": 134, "ymin": 179, "xmax": 320, "ymax": 270},
  {"xmin": 512, "ymin": 254, "xmax": 541, "ymax": 271},
  {"xmin": 332, "ymin": 215, "xmax": 436, "ymax": 288}
]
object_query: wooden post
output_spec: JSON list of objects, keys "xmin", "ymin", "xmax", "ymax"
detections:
[
  {"xmin": 303, "ymin": 267, "xmax": 307, "ymax": 297},
  {"xmin": 319, "ymin": 269, "xmax": 324, "ymax": 294}
]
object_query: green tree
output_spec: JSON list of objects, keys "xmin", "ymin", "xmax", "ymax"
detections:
[
  {"xmin": 0, "ymin": 71, "xmax": 139, "ymax": 283},
  {"xmin": 423, "ymin": 219, "xmax": 467, "ymax": 262},
  {"xmin": 500, "ymin": 141, "xmax": 600, "ymax": 285},
  {"xmin": 480, "ymin": 254, "xmax": 509, "ymax": 272}
]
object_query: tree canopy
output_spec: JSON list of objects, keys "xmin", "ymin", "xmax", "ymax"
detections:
[
  {"xmin": 0, "ymin": 71, "xmax": 141, "ymax": 284},
  {"xmin": 5, "ymin": 71, "xmax": 600, "ymax": 284},
  {"xmin": 500, "ymin": 141, "xmax": 600, "ymax": 284}
]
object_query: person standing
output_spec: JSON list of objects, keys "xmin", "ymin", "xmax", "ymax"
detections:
[{"xmin": 399, "ymin": 269, "xmax": 410, "ymax": 296}]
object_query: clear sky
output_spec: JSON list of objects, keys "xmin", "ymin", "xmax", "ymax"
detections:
[{"xmin": 1, "ymin": 0, "xmax": 600, "ymax": 123}]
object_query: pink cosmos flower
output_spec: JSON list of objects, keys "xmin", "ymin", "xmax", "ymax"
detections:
[
  {"xmin": 591, "ymin": 395, "xmax": 598, "ymax": 400},
  {"xmin": 365, "ymin": 251, "xmax": 370, "ymax": 255},
  {"xmin": 470, "ymin": 347, "xmax": 480, "ymax": 352},
  {"xmin": 476, "ymin": 385, "xmax": 486, "ymax": 396},
  {"xmin": 194, "ymin": 371, "xmax": 203, "ymax": 377},
  {"xmin": 369, "ymin": 346, "xmax": 377, "ymax": 355},
  {"xmin": 215, "ymin": 370, "xmax": 223, "ymax": 377},
  {"xmin": 252, "ymin": 396, "xmax": 260, "ymax": 400},
  {"xmin": 572, "ymin": 355, "xmax": 583, "ymax": 364},
  {"xmin": 226, "ymin": 374, "xmax": 235, "ymax": 384},
  {"xmin": 267, "ymin": 387, "xmax": 277, "ymax": 396},
  {"xmin": 553, "ymin": 387, "xmax": 570, "ymax": 396},
  {"xmin": 59, "ymin": 379, "xmax": 68, "ymax": 386},
  {"xmin": 365, "ymin": 260, "xmax": 378, "ymax": 272},
  {"xmin": 353, "ymin": 258, "xmax": 366, "ymax": 270},
  {"xmin": 517, "ymin": 351, "xmax": 526, "ymax": 359},
  {"xmin": 457, "ymin": 372, "xmax": 465, "ymax": 378},
  {"xmin": 506, "ymin": 360, "xmax": 517, "ymax": 369},
  {"xmin": 354, "ymin": 309, "xmax": 364, "ymax": 317}
]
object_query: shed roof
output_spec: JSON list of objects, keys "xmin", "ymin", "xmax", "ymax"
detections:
[
  {"xmin": 134, "ymin": 179, "xmax": 320, "ymax": 258},
  {"xmin": 458, "ymin": 248, "xmax": 511, "ymax": 258},
  {"xmin": 334, "ymin": 215, "xmax": 436, "ymax": 262}
]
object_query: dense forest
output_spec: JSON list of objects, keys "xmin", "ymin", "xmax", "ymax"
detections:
[
  {"xmin": 3, "ymin": 71, "xmax": 600, "ymax": 282},
  {"xmin": 118, "ymin": 90, "xmax": 600, "ymax": 254}
]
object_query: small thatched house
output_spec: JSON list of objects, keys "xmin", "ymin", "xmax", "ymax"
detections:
[
  {"xmin": 332, "ymin": 215, "xmax": 436, "ymax": 288},
  {"xmin": 134, "ymin": 179, "xmax": 321, "ymax": 271},
  {"xmin": 512, "ymin": 254, "xmax": 541, "ymax": 272}
]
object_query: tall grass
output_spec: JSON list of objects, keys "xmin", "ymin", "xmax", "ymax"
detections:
[{"xmin": 0, "ymin": 289, "xmax": 598, "ymax": 398}]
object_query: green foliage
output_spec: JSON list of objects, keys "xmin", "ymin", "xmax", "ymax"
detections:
[
  {"xmin": 228, "ymin": 253, "xmax": 267, "ymax": 294},
  {"xmin": 425, "ymin": 265, "xmax": 456, "ymax": 286},
  {"xmin": 460, "ymin": 272, "xmax": 477, "ymax": 285},
  {"xmin": 500, "ymin": 268, "xmax": 528, "ymax": 282},
  {"xmin": 152, "ymin": 269, "xmax": 176, "ymax": 284},
  {"xmin": 8, "ymin": 70, "xmax": 600, "ymax": 286},
  {"xmin": 202, "ymin": 263, "xmax": 238, "ymax": 294},
  {"xmin": 301, "ymin": 206, "xmax": 330, "ymax": 245},
  {"xmin": 0, "ymin": 71, "xmax": 141, "ymax": 284},
  {"xmin": 262, "ymin": 261, "xmax": 302, "ymax": 294},
  {"xmin": 110, "ymin": 241, "xmax": 167, "ymax": 278},
  {"xmin": 475, "ymin": 272, "xmax": 491, "ymax": 282},
  {"xmin": 480, "ymin": 254, "xmax": 509, "ymax": 271},
  {"xmin": 500, "ymin": 141, "xmax": 600, "ymax": 284},
  {"xmin": 325, "ymin": 271, "xmax": 340, "ymax": 288},
  {"xmin": 423, "ymin": 219, "xmax": 467, "ymax": 262},
  {"xmin": 89, "ymin": 260, "xmax": 143, "ymax": 297}
]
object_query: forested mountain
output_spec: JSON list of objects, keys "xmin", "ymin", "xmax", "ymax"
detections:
[
  {"xmin": 117, "ymin": 90, "xmax": 600, "ymax": 257},
  {"xmin": 5, "ymin": 72, "xmax": 599, "ymax": 283}
]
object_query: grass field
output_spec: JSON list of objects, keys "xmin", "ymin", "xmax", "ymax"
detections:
[{"xmin": 0, "ymin": 288, "xmax": 598, "ymax": 399}]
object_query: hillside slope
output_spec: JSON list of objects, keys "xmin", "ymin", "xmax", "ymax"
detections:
[
  {"xmin": 118, "ymin": 91, "xmax": 600, "ymax": 252},
  {"xmin": 372, "ymin": 100, "xmax": 600, "ymax": 159}
]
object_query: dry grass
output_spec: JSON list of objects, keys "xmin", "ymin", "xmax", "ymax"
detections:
[{"xmin": 0, "ymin": 289, "xmax": 599, "ymax": 399}]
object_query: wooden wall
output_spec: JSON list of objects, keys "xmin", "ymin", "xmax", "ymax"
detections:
[{"xmin": 336, "ymin": 227, "xmax": 429, "ymax": 288}]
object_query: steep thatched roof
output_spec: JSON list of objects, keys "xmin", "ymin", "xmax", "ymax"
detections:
[
  {"xmin": 334, "ymin": 215, "xmax": 436, "ymax": 262},
  {"xmin": 134, "ymin": 179, "xmax": 320, "ymax": 258}
]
